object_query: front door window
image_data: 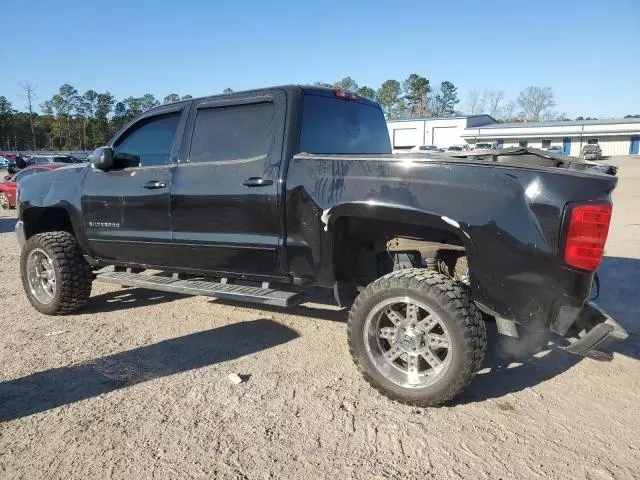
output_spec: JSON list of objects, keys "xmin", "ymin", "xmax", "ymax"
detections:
[{"xmin": 114, "ymin": 114, "xmax": 180, "ymax": 167}]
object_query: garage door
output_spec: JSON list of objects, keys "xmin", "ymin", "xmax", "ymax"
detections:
[
  {"xmin": 432, "ymin": 126, "xmax": 460, "ymax": 149},
  {"xmin": 393, "ymin": 128, "xmax": 419, "ymax": 148}
]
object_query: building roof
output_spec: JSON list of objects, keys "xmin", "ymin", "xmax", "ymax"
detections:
[
  {"xmin": 477, "ymin": 117, "xmax": 640, "ymax": 129},
  {"xmin": 387, "ymin": 114, "xmax": 497, "ymax": 123}
]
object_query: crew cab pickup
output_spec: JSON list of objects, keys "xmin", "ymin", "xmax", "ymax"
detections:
[{"xmin": 15, "ymin": 85, "xmax": 627, "ymax": 406}]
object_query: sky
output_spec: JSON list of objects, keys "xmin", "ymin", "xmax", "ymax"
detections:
[{"xmin": 2, "ymin": 0, "xmax": 639, "ymax": 118}]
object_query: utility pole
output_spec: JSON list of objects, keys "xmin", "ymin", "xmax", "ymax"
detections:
[{"xmin": 19, "ymin": 81, "xmax": 38, "ymax": 149}]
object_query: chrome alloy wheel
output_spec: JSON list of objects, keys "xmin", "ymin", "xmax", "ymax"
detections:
[
  {"xmin": 363, "ymin": 296, "xmax": 453, "ymax": 388},
  {"xmin": 26, "ymin": 248, "xmax": 57, "ymax": 304}
]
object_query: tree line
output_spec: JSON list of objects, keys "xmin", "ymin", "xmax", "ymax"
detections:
[
  {"xmin": 319, "ymin": 77, "xmax": 638, "ymax": 124},
  {"xmin": 0, "ymin": 84, "xmax": 194, "ymax": 152},
  {"xmin": 1, "ymin": 78, "xmax": 638, "ymax": 152},
  {"xmin": 316, "ymin": 77, "xmax": 567, "ymax": 123},
  {"xmin": 0, "ymin": 75, "xmax": 459, "ymax": 151}
]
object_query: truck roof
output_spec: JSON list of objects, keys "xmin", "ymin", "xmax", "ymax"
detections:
[{"xmin": 154, "ymin": 84, "xmax": 380, "ymax": 110}]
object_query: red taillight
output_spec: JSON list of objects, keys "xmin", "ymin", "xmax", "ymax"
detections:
[
  {"xmin": 334, "ymin": 89, "xmax": 358, "ymax": 101},
  {"xmin": 564, "ymin": 203, "xmax": 612, "ymax": 271}
]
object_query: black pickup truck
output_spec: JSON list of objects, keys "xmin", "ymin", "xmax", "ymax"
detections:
[{"xmin": 15, "ymin": 85, "xmax": 627, "ymax": 406}]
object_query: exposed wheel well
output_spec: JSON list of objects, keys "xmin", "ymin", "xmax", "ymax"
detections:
[
  {"xmin": 332, "ymin": 216, "xmax": 468, "ymax": 287},
  {"xmin": 23, "ymin": 207, "xmax": 74, "ymax": 239}
]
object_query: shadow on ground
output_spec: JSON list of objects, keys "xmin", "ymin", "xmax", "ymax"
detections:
[
  {"xmin": 84, "ymin": 287, "xmax": 187, "ymax": 313},
  {"xmin": 19, "ymin": 254, "xmax": 632, "ymax": 413},
  {"xmin": 0, "ymin": 217, "xmax": 16, "ymax": 234},
  {"xmin": 0, "ymin": 319, "xmax": 298, "ymax": 422},
  {"xmin": 456, "ymin": 322, "xmax": 581, "ymax": 404},
  {"xmin": 210, "ymin": 297, "xmax": 347, "ymax": 323},
  {"xmin": 595, "ymin": 256, "xmax": 640, "ymax": 359}
]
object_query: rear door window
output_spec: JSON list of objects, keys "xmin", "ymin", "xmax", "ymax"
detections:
[
  {"xmin": 300, "ymin": 94, "xmax": 391, "ymax": 154},
  {"xmin": 188, "ymin": 102, "xmax": 274, "ymax": 163}
]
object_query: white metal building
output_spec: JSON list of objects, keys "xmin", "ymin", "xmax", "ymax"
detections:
[
  {"xmin": 462, "ymin": 118, "xmax": 640, "ymax": 157},
  {"xmin": 387, "ymin": 116, "xmax": 640, "ymax": 156},
  {"xmin": 387, "ymin": 115, "xmax": 496, "ymax": 151}
]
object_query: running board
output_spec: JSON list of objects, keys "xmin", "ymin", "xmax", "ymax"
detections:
[{"xmin": 95, "ymin": 271, "xmax": 304, "ymax": 307}]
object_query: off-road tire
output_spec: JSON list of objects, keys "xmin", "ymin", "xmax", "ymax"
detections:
[
  {"xmin": 347, "ymin": 268, "xmax": 486, "ymax": 406},
  {"xmin": 20, "ymin": 231, "xmax": 92, "ymax": 314}
]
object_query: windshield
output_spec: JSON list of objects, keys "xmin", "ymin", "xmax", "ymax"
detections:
[{"xmin": 299, "ymin": 94, "xmax": 391, "ymax": 155}]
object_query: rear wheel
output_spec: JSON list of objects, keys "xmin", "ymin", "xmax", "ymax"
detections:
[
  {"xmin": 348, "ymin": 268, "xmax": 486, "ymax": 406},
  {"xmin": 20, "ymin": 231, "xmax": 92, "ymax": 314}
]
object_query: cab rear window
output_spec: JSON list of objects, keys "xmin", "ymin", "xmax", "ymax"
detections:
[{"xmin": 299, "ymin": 94, "xmax": 391, "ymax": 155}]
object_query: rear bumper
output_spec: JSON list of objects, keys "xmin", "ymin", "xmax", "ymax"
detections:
[
  {"xmin": 14, "ymin": 220, "xmax": 25, "ymax": 249},
  {"xmin": 562, "ymin": 301, "xmax": 629, "ymax": 361}
]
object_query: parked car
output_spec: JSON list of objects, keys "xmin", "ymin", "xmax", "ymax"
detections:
[
  {"xmin": 0, "ymin": 153, "xmax": 18, "ymax": 162},
  {"xmin": 25, "ymin": 155, "xmax": 82, "ymax": 166},
  {"xmin": 409, "ymin": 145, "xmax": 439, "ymax": 153},
  {"xmin": 0, "ymin": 164, "xmax": 63, "ymax": 209},
  {"xmin": 7, "ymin": 160, "xmax": 21, "ymax": 175},
  {"xmin": 544, "ymin": 146, "xmax": 567, "ymax": 156},
  {"xmin": 473, "ymin": 143, "xmax": 494, "ymax": 150},
  {"xmin": 447, "ymin": 145, "xmax": 464, "ymax": 151},
  {"xmin": 0, "ymin": 155, "xmax": 10, "ymax": 169},
  {"xmin": 581, "ymin": 144, "xmax": 602, "ymax": 160},
  {"xmin": 15, "ymin": 85, "xmax": 627, "ymax": 407}
]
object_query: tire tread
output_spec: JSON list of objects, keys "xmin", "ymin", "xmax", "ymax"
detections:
[
  {"xmin": 347, "ymin": 268, "xmax": 487, "ymax": 406},
  {"xmin": 21, "ymin": 231, "xmax": 92, "ymax": 314}
]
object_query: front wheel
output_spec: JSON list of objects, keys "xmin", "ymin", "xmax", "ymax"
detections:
[
  {"xmin": 347, "ymin": 269, "xmax": 486, "ymax": 406},
  {"xmin": 20, "ymin": 231, "xmax": 93, "ymax": 315}
]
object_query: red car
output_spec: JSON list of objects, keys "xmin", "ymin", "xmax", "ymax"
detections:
[
  {"xmin": 0, "ymin": 165, "xmax": 63, "ymax": 209},
  {"xmin": 0, "ymin": 153, "xmax": 18, "ymax": 161}
]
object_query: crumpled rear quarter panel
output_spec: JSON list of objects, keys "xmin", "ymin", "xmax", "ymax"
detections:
[{"xmin": 287, "ymin": 155, "xmax": 616, "ymax": 327}]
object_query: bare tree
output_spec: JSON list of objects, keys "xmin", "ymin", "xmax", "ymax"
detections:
[
  {"xmin": 476, "ymin": 91, "xmax": 488, "ymax": 115},
  {"xmin": 541, "ymin": 110, "xmax": 568, "ymax": 122},
  {"xmin": 517, "ymin": 86, "xmax": 556, "ymax": 122},
  {"xmin": 486, "ymin": 90, "xmax": 504, "ymax": 117},
  {"xmin": 19, "ymin": 81, "xmax": 37, "ymax": 149},
  {"xmin": 465, "ymin": 89, "xmax": 480, "ymax": 114},
  {"xmin": 501, "ymin": 100, "xmax": 518, "ymax": 121},
  {"xmin": 466, "ymin": 89, "xmax": 495, "ymax": 115}
]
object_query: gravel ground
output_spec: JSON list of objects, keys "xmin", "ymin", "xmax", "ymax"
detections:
[{"xmin": 1, "ymin": 158, "xmax": 639, "ymax": 480}]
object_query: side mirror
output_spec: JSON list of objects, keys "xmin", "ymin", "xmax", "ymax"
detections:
[{"xmin": 90, "ymin": 147, "xmax": 114, "ymax": 170}]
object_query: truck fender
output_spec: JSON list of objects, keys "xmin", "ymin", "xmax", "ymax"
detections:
[{"xmin": 321, "ymin": 201, "xmax": 473, "ymax": 250}]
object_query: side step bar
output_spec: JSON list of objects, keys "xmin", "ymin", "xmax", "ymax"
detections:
[{"xmin": 95, "ymin": 271, "xmax": 304, "ymax": 307}]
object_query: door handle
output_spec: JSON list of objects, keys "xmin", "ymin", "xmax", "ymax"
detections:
[
  {"xmin": 242, "ymin": 177, "xmax": 273, "ymax": 187},
  {"xmin": 142, "ymin": 181, "xmax": 167, "ymax": 190}
]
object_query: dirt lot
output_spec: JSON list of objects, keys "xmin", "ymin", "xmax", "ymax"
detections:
[{"xmin": 1, "ymin": 158, "xmax": 639, "ymax": 480}]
